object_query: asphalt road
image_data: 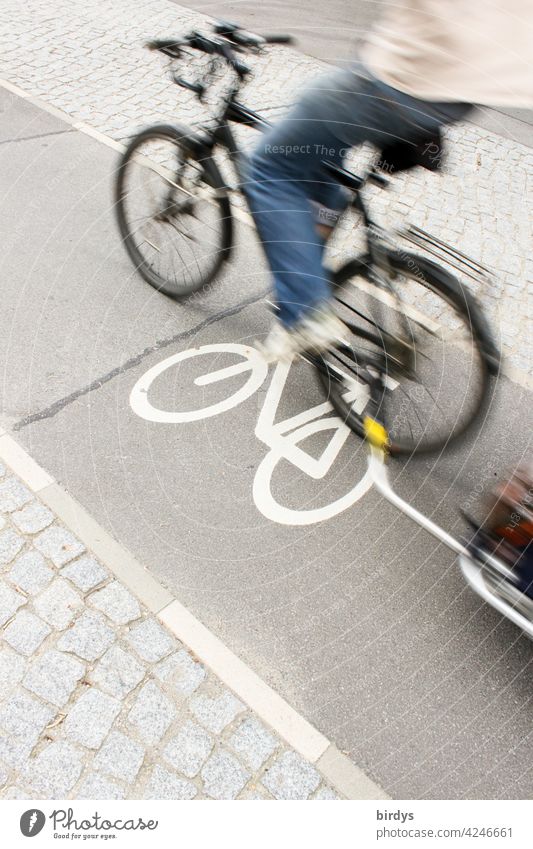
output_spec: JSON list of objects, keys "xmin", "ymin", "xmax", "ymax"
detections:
[
  {"xmin": 2, "ymin": 90, "xmax": 533, "ymax": 799},
  {"xmin": 174, "ymin": 0, "xmax": 533, "ymax": 148}
]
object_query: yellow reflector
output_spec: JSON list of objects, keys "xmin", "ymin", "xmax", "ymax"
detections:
[{"xmin": 363, "ymin": 416, "xmax": 389, "ymax": 450}]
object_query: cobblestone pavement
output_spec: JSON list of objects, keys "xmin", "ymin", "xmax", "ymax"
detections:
[
  {"xmin": 0, "ymin": 462, "xmax": 339, "ymax": 800},
  {"xmin": 0, "ymin": 0, "xmax": 531, "ymax": 379}
]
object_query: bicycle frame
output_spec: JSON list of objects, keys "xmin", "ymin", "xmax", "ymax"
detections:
[
  {"xmin": 182, "ymin": 72, "xmax": 384, "ymax": 237},
  {"xmin": 181, "ymin": 72, "xmax": 270, "ymax": 185}
]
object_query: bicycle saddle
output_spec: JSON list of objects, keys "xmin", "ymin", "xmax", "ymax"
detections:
[{"xmin": 377, "ymin": 130, "xmax": 444, "ymax": 174}]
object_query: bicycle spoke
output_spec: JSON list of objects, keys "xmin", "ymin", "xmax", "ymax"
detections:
[
  {"xmin": 318, "ymin": 255, "xmax": 491, "ymax": 455},
  {"xmin": 117, "ymin": 127, "xmax": 227, "ymax": 296}
]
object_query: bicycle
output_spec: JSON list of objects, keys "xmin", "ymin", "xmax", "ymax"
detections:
[{"xmin": 115, "ymin": 21, "xmax": 500, "ymax": 458}]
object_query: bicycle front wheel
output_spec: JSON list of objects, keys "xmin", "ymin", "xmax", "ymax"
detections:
[
  {"xmin": 115, "ymin": 124, "xmax": 232, "ymax": 298},
  {"xmin": 317, "ymin": 251, "xmax": 496, "ymax": 456}
]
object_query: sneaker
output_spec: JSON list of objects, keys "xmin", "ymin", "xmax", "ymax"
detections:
[
  {"xmin": 257, "ymin": 306, "xmax": 348, "ymax": 363},
  {"xmin": 256, "ymin": 321, "xmax": 297, "ymax": 363},
  {"xmin": 295, "ymin": 307, "xmax": 349, "ymax": 353}
]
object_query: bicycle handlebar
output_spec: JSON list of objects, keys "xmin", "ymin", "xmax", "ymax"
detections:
[
  {"xmin": 146, "ymin": 21, "xmax": 294, "ymax": 95},
  {"xmin": 145, "ymin": 38, "xmax": 184, "ymax": 57},
  {"xmin": 262, "ymin": 34, "xmax": 294, "ymax": 44},
  {"xmin": 146, "ymin": 21, "xmax": 294, "ymax": 61},
  {"xmin": 213, "ymin": 21, "xmax": 294, "ymax": 47}
]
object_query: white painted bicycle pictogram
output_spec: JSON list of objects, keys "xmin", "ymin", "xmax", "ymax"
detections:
[{"xmin": 130, "ymin": 343, "xmax": 389, "ymax": 525}]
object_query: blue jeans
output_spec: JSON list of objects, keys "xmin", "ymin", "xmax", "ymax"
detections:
[{"xmin": 245, "ymin": 64, "xmax": 470, "ymax": 328}]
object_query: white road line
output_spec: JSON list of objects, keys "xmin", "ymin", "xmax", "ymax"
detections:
[
  {"xmin": 0, "ymin": 433, "xmax": 55, "ymax": 492},
  {"xmin": 159, "ymin": 598, "xmax": 330, "ymax": 763}
]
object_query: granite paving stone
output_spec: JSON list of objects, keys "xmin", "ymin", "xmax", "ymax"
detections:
[
  {"xmin": 24, "ymin": 741, "xmax": 84, "ymax": 797},
  {"xmin": 0, "ymin": 478, "xmax": 32, "ymax": 512},
  {"xmin": 126, "ymin": 617, "xmax": 175, "ymax": 662},
  {"xmin": 144, "ymin": 765, "xmax": 197, "ymax": 800},
  {"xmin": 93, "ymin": 731, "xmax": 145, "ymax": 782},
  {"xmin": 57, "ymin": 610, "xmax": 115, "ymax": 660},
  {"xmin": 155, "ymin": 649, "xmax": 206, "ymax": 696},
  {"xmin": 189, "ymin": 690, "xmax": 245, "ymax": 734},
  {"xmin": 3, "ymin": 610, "xmax": 51, "ymax": 655},
  {"xmin": 88, "ymin": 580, "xmax": 141, "ymax": 625},
  {"xmin": 8, "ymin": 550, "xmax": 53, "ymax": 594},
  {"xmin": 23, "ymin": 650, "xmax": 85, "ymax": 707},
  {"xmin": 201, "ymin": 749, "xmax": 250, "ymax": 800},
  {"xmin": 163, "ymin": 721, "xmax": 213, "ymax": 778},
  {"xmin": 0, "ymin": 529, "xmax": 24, "ymax": 565},
  {"xmin": 77, "ymin": 773, "xmax": 125, "ymax": 800},
  {"xmin": 263, "ymin": 751, "xmax": 322, "ymax": 800},
  {"xmin": 228, "ymin": 717, "xmax": 279, "ymax": 772},
  {"xmin": 34, "ymin": 577, "xmax": 83, "ymax": 630},
  {"xmin": 34, "ymin": 525, "xmax": 85, "ymax": 566},
  {"xmin": 12, "ymin": 502, "xmax": 54, "ymax": 534},
  {"xmin": 3, "ymin": 786, "xmax": 39, "ymax": 799},
  {"xmin": 63, "ymin": 689, "xmax": 121, "ymax": 749},
  {"xmin": 0, "ymin": 733, "xmax": 36, "ymax": 770},
  {"xmin": 127, "ymin": 681, "xmax": 176, "ymax": 745},
  {"xmin": 0, "ymin": 691, "xmax": 56, "ymax": 742},
  {"xmin": 0, "ymin": 581, "xmax": 26, "ymax": 626},
  {"xmin": 61, "ymin": 555, "xmax": 109, "ymax": 592},
  {"xmin": 314, "ymin": 785, "xmax": 340, "ymax": 800},
  {"xmin": 0, "ymin": 645, "xmax": 26, "ymax": 697},
  {"xmin": 89, "ymin": 643, "xmax": 146, "ymax": 698}
]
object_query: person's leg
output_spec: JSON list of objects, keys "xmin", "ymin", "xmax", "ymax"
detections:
[
  {"xmin": 245, "ymin": 117, "xmax": 347, "ymax": 327},
  {"xmin": 245, "ymin": 67, "xmax": 381, "ymax": 329},
  {"xmin": 246, "ymin": 63, "xmax": 470, "ymax": 335}
]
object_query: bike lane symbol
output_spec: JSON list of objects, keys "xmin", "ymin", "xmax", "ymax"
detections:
[{"xmin": 130, "ymin": 343, "xmax": 375, "ymax": 526}]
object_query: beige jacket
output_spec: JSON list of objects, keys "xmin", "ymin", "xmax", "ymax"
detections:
[{"xmin": 361, "ymin": 0, "xmax": 533, "ymax": 106}]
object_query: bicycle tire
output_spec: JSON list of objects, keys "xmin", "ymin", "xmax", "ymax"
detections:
[
  {"xmin": 115, "ymin": 123, "xmax": 233, "ymax": 298},
  {"xmin": 316, "ymin": 250, "xmax": 497, "ymax": 456}
]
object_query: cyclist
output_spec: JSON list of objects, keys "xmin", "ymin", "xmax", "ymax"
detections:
[{"xmin": 246, "ymin": 1, "xmax": 533, "ymax": 362}]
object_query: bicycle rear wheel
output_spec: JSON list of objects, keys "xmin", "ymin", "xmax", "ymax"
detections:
[
  {"xmin": 316, "ymin": 251, "xmax": 497, "ymax": 456},
  {"xmin": 115, "ymin": 124, "xmax": 232, "ymax": 298}
]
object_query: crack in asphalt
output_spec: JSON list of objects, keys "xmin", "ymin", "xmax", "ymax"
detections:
[
  {"xmin": 0, "ymin": 128, "xmax": 76, "ymax": 146},
  {"xmin": 14, "ymin": 291, "xmax": 268, "ymax": 431}
]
